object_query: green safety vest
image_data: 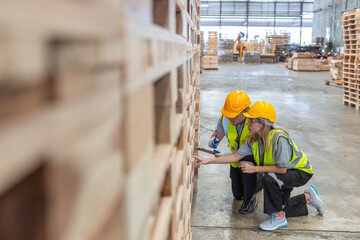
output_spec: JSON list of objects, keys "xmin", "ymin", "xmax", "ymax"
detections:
[
  {"xmin": 222, "ymin": 117, "xmax": 251, "ymax": 168},
  {"xmin": 252, "ymin": 129, "xmax": 313, "ymax": 174}
]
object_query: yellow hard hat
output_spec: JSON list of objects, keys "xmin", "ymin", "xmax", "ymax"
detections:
[
  {"xmin": 221, "ymin": 90, "xmax": 251, "ymax": 118},
  {"xmin": 243, "ymin": 101, "xmax": 276, "ymax": 123}
]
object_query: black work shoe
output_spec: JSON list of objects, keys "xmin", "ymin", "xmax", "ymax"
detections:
[{"xmin": 239, "ymin": 196, "xmax": 258, "ymax": 215}]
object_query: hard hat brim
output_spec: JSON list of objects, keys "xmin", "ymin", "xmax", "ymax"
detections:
[{"xmin": 221, "ymin": 106, "xmax": 241, "ymax": 118}]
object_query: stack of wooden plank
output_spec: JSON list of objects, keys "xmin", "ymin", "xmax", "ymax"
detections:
[
  {"xmin": 268, "ymin": 33, "xmax": 290, "ymax": 45},
  {"xmin": 206, "ymin": 31, "xmax": 218, "ymax": 56},
  {"xmin": 0, "ymin": 0, "xmax": 201, "ymax": 239},
  {"xmin": 243, "ymin": 51, "xmax": 260, "ymax": 64},
  {"xmin": 342, "ymin": 9, "xmax": 360, "ymax": 109},
  {"xmin": 312, "ymin": 37, "xmax": 325, "ymax": 47},
  {"xmin": 218, "ymin": 39, "xmax": 234, "ymax": 63},
  {"xmin": 316, "ymin": 59, "xmax": 331, "ymax": 71},
  {"xmin": 202, "ymin": 56, "xmax": 218, "ymax": 69},
  {"xmin": 291, "ymin": 52, "xmax": 318, "ymax": 71}
]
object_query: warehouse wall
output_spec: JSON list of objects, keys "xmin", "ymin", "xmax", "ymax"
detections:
[{"xmin": 313, "ymin": 0, "xmax": 360, "ymax": 49}]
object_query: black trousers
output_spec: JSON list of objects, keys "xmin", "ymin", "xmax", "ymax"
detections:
[
  {"xmin": 262, "ymin": 169, "xmax": 312, "ymax": 217},
  {"xmin": 230, "ymin": 155, "xmax": 261, "ymax": 203}
]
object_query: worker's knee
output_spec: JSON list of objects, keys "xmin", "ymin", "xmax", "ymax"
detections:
[{"xmin": 262, "ymin": 173, "xmax": 284, "ymax": 188}]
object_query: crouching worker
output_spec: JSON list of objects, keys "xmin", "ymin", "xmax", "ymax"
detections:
[
  {"xmin": 193, "ymin": 101, "xmax": 324, "ymax": 231},
  {"xmin": 208, "ymin": 90, "xmax": 260, "ymax": 214}
]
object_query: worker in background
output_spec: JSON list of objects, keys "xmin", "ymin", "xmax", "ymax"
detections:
[
  {"xmin": 234, "ymin": 32, "xmax": 246, "ymax": 52},
  {"xmin": 208, "ymin": 90, "xmax": 260, "ymax": 214},
  {"xmin": 196, "ymin": 101, "xmax": 324, "ymax": 231}
]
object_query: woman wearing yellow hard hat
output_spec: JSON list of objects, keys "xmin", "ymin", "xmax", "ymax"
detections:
[
  {"xmin": 194, "ymin": 101, "xmax": 324, "ymax": 231},
  {"xmin": 208, "ymin": 90, "xmax": 261, "ymax": 215}
]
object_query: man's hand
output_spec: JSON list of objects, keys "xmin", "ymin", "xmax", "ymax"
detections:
[
  {"xmin": 193, "ymin": 156, "xmax": 209, "ymax": 168},
  {"xmin": 241, "ymin": 163, "xmax": 256, "ymax": 173}
]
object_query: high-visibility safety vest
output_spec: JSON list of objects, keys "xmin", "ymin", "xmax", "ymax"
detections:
[
  {"xmin": 222, "ymin": 116, "xmax": 251, "ymax": 168},
  {"xmin": 252, "ymin": 129, "xmax": 313, "ymax": 174}
]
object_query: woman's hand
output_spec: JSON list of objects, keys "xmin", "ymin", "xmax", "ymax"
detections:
[
  {"xmin": 240, "ymin": 163, "xmax": 256, "ymax": 173},
  {"xmin": 193, "ymin": 156, "xmax": 209, "ymax": 168}
]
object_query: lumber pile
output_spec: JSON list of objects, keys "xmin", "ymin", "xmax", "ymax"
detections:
[
  {"xmin": 0, "ymin": 0, "xmax": 200, "ymax": 239},
  {"xmin": 293, "ymin": 59, "xmax": 318, "ymax": 71},
  {"xmin": 268, "ymin": 33, "xmax": 290, "ymax": 45},
  {"xmin": 218, "ymin": 39, "xmax": 234, "ymax": 63},
  {"xmin": 243, "ymin": 51, "xmax": 260, "ymax": 64},
  {"xmin": 312, "ymin": 37, "xmax": 325, "ymax": 47},
  {"xmin": 288, "ymin": 52, "xmax": 330, "ymax": 71},
  {"xmin": 206, "ymin": 31, "xmax": 218, "ymax": 56},
  {"xmin": 316, "ymin": 59, "xmax": 331, "ymax": 71},
  {"xmin": 342, "ymin": 9, "xmax": 360, "ymax": 109},
  {"xmin": 202, "ymin": 56, "xmax": 218, "ymax": 69}
]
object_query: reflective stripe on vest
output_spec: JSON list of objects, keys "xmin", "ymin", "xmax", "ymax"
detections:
[
  {"xmin": 222, "ymin": 116, "xmax": 251, "ymax": 168},
  {"xmin": 252, "ymin": 129, "xmax": 313, "ymax": 174}
]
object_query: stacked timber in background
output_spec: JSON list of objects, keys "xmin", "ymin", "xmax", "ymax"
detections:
[
  {"xmin": 0, "ymin": 0, "xmax": 200, "ymax": 240},
  {"xmin": 206, "ymin": 31, "xmax": 218, "ymax": 56},
  {"xmin": 202, "ymin": 56, "xmax": 218, "ymax": 70},
  {"xmin": 243, "ymin": 52, "xmax": 260, "ymax": 64},
  {"xmin": 287, "ymin": 52, "xmax": 331, "ymax": 71},
  {"xmin": 312, "ymin": 37, "xmax": 325, "ymax": 47},
  {"xmin": 342, "ymin": 9, "xmax": 360, "ymax": 109},
  {"xmin": 218, "ymin": 39, "xmax": 234, "ymax": 63},
  {"xmin": 202, "ymin": 31, "xmax": 218, "ymax": 69}
]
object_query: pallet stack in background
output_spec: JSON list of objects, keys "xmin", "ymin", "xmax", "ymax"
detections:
[
  {"xmin": 312, "ymin": 37, "xmax": 325, "ymax": 47},
  {"xmin": 287, "ymin": 52, "xmax": 330, "ymax": 72},
  {"xmin": 342, "ymin": 9, "xmax": 360, "ymax": 110},
  {"xmin": 206, "ymin": 31, "xmax": 218, "ymax": 56},
  {"xmin": 243, "ymin": 52, "xmax": 260, "ymax": 64},
  {"xmin": 202, "ymin": 31, "xmax": 218, "ymax": 70},
  {"xmin": 218, "ymin": 39, "xmax": 234, "ymax": 63},
  {"xmin": 0, "ymin": 0, "xmax": 200, "ymax": 239}
]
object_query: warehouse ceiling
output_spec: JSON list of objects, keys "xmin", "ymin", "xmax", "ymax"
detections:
[{"xmin": 200, "ymin": 0, "xmax": 314, "ymax": 27}]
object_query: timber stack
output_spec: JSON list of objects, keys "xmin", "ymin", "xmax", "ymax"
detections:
[{"xmin": 0, "ymin": 0, "xmax": 201, "ymax": 239}]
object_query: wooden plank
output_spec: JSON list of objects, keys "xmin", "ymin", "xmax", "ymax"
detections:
[
  {"xmin": 0, "ymin": 83, "xmax": 119, "ymax": 195},
  {"xmin": 151, "ymin": 197, "xmax": 173, "ymax": 240}
]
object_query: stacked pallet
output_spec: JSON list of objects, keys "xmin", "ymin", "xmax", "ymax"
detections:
[
  {"xmin": 312, "ymin": 37, "xmax": 325, "ymax": 47},
  {"xmin": 342, "ymin": 9, "xmax": 360, "ymax": 109},
  {"xmin": 291, "ymin": 52, "xmax": 317, "ymax": 71},
  {"xmin": 218, "ymin": 39, "xmax": 234, "ymax": 63},
  {"xmin": 202, "ymin": 56, "xmax": 218, "ymax": 69},
  {"xmin": 268, "ymin": 33, "xmax": 290, "ymax": 45},
  {"xmin": 316, "ymin": 59, "xmax": 331, "ymax": 71},
  {"xmin": 243, "ymin": 51, "xmax": 260, "ymax": 64},
  {"xmin": 206, "ymin": 31, "xmax": 218, "ymax": 56},
  {"xmin": 0, "ymin": 0, "xmax": 200, "ymax": 240}
]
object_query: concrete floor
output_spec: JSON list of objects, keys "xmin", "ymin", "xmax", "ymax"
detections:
[{"xmin": 191, "ymin": 63, "xmax": 360, "ymax": 239}]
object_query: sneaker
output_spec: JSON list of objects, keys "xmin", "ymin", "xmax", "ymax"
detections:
[
  {"xmin": 259, "ymin": 213, "xmax": 288, "ymax": 231},
  {"xmin": 305, "ymin": 185, "xmax": 324, "ymax": 215},
  {"xmin": 239, "ymin": 196, "xmax": 257, "ymax": 214}
]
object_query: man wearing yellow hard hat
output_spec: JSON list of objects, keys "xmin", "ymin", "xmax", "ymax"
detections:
[
  {"xmin": 195, "ymin": 101, "xmax": 324, "ymax": 231},
  {"xmin": 208, "ymin": 90, "xmax": 260, "ymax": 214}
]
